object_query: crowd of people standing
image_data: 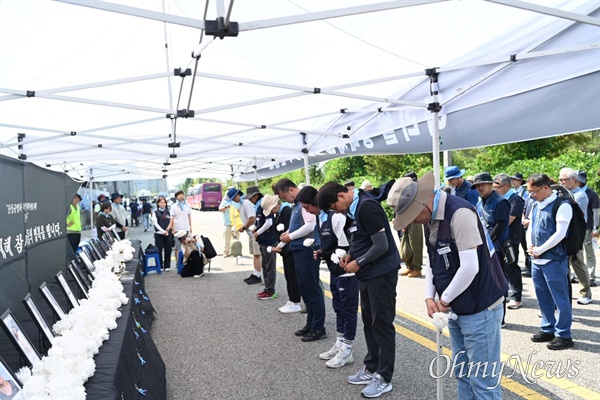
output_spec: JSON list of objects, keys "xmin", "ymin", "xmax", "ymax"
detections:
[{"xmin": 212, "ymin": 164, "xmax": 597, "ymax": 399}]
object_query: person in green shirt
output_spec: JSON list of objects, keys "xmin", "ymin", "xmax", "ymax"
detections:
[{"xmin": 66, "ymin": 194, "xmax": 82, "ymax": 252}]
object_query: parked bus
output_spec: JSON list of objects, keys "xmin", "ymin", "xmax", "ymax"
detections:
[
  {"xmin": 197, "ymin": 182, "xmax": 223, "ymax": 211},
  {"xmin": 186, "ymin": 187, "xmax": 195, "ymax": 207}
]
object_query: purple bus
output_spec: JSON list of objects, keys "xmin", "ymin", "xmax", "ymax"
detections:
[{"xmin": 196, "ymin": 182, "xmax": 222, "ymax": 211}]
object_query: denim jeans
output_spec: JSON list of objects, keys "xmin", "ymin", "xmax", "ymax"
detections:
[
  {"xmin": 532, "ymin": 259, "xmax": 572, "ymax": 338},
  {"xmin": 448, "ymin": 304, "xmax": 503, "ymax": 400},
  {"xmin": 142, "ymin": 213, "xmax": 151, "ymax": 230}
]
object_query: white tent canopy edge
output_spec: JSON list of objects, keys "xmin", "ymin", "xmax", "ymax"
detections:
[{"xmin": 0, "ymin": 0, "xmax": 598, "ymax": 185}]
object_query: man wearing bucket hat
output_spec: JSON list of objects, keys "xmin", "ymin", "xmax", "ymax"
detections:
[
  {"xmin": 316, "ymin": 180, "xmax": 400, "ymax": 398},
  {"xmin": 229, "ymin": 186, "xmax": 262, "ymax": 285},
  {"xmin": 249, "ymin": 186, "xmax": 279, "ymax": 299},
  {"xmin": 445, "ymin": 166, "xmax": 479, "ymax": 207},
  {"xmin": 388, "ymin": 172, "xmax": 507, "ymax": 399},
  {"xmin": 473, "ymin": 172, "xmax": 510, "ymax": 326}
]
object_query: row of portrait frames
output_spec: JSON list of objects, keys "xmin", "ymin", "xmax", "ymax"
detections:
[
  {"xmin": 0, "ymin": 310, "xmax": 41, "ymax": 368},
  {"xmin": 0, "ymin": 355, "xmax": 23, "ymax": 400}
]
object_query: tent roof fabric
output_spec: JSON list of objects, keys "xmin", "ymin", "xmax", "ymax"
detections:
[{"xmin": 0, "ymin": 0, "xmax": 598, "ymax": 182}]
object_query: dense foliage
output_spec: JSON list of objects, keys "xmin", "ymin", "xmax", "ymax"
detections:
[
  {"xmin": 258, "ymin": 131, "xmax": 600, "ymax": 194},
  {"xmin": 178, "ymin": 131, "xmax": 600, "ymax": 197}
]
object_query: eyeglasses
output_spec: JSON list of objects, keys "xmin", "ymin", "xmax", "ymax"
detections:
[
  {"xmin": 528, "ymin": 186, "xmax": 545, "ymax": 196},
  {"xmin": 559, "ymin": 178, "xmax": 573, "ymax": 183},
  {"xmin": 492, "ymin": 183, "xmax": 507, "ymax": 189}
]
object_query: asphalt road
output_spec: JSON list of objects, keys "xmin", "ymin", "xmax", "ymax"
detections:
[{"xmin": 127, "ymin": 209, "xmax": 600, "ymax": 400}]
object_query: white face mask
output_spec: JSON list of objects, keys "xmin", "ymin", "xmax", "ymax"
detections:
[{"xmin": 159, "ymin": 207, "xmax": 166, "ymax": 212}]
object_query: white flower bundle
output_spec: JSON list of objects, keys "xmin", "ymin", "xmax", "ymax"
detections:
[
  {"xmin": 248, "ymin": 225, "xmax": 256, "ymax": 232},
  {"xmin": 267, "ymin": 242, "xmax": 286, "ymax": 253},
  {"xmin": 330, "ymin": 248, "xmax": 347, "ymax": 264},
  {"xmin": 431, "ymin": 312, "xmax": 457, "ymax": 330},
  {"xmin": 18, "ymin": 244, "xmax": 130, "ymax": 399},
  {"xmin": 276, "ymin": 223, "xmax": 285, "ymax": 232},
  {"xmin": 303, "ymin": 238, "xmax": 315, "ymax": 247}
]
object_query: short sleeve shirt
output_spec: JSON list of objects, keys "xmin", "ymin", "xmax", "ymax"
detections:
[
  {"xmin": 240, "ymin": 199, "xmax": 256, "ymax": 225},
  {"xmin": 429, "ymin": 192, "xmax": 483, "ymax": 252},
  {"xmin": 172, "ymin": 203, "xmax": 192, "ymax": 231}
]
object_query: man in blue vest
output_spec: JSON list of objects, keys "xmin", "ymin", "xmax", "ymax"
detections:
[
  {"xmin": 388, "ymin": 172, "xmax": 507, "ymax": 399},
  {"xmin": 276, "ymin": 179, "xmax": 326, "ymax": 342},
  {"xmin": 473, "ymin": 172, "xmax": 510, "ymax": 327},
  {"xmin": 526, "ymin": 173, "xmax": 574, "ymax": 350},
  {"xmin": 317, "ymin": 181, "xmax": 400, "ymax": 398},
  {"xmin": 445, "ymin": 166, "xmax": 479, "ymax": 207},
  {"xmin": 298, "ymin": 186, "xmax": 359, "ymax": 370},
  {"xmin": 493, "ymin": 173, "xmax": 525, "ymax": 310}
]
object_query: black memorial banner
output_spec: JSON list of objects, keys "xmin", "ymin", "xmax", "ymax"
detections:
[{"xmin": 0, "ymin": 154, "xmax": 80, "ymax": 321}]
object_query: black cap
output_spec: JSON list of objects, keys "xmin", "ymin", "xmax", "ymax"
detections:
[{"xmin": 473, "ymin": 172, "xmax": 494, "ymax": 185}]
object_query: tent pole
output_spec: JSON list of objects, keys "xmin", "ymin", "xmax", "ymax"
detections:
[
  {"xmin": 432, "ymin": 107, "xmax": 441, "ymax": 189},
  {"xmin": 303, "ymin": 152, "xmax": 310, "ymax": 185},
  {"xmin": 427, "ymin": 69, "xmax": 441, "ymax": 189},
  {"xmin": 89, "ymin": 169, "xmax": 95, "ymax": 238}
]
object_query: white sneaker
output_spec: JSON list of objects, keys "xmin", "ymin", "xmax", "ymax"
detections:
[
  {"xmin": 279, "ymin": 302, "xmax": 302, "ymax": 314},
  {"xmin": 326, "ymin": 349, "xmax": 354, "ymax": 368},
  {"xmin": 361, "ymin": 373, "xmax": 392, "ymax": 398},
  {"xmin": 278, "ymin": 301, "xmax": 292, "ymax": 312},
  {"xmin": 577, "ymin": 297, "xmax": 592, "ymax": 305},
  {"xmin": 319, "ymin": 344, "xmax": 340, "ymax": 360}
]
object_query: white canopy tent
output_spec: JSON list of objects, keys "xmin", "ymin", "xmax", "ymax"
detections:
[{"xmin": 0, "ymin": 0, "xmax": 598, "ymax": 186}]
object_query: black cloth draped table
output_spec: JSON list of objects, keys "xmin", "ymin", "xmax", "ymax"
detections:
[{"xmin": 84, "ymin": 241, "xmax": 166, "ymax": 400}]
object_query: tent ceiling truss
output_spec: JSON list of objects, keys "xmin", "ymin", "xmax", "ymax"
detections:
[{"xmin": 0, "ymin": 0, "xmax": 597, "ymax": 181}]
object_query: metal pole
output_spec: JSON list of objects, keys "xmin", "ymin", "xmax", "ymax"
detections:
[
  {"xmin": 428, "ymin": 69, "xmax": 441, "ymax": 189},
  {"xmin": 432, "ymin": 107, "xmax": 440, "ymax": 189},
  {"xmin": 436, "ymin": 328, "xmax": 444, "ymax": 400},
  {"xmin": 89, "ymin": 169, "xmax": 95, "ymax": 238},
  {"xmin": 304, "ymin": 152, "xmax": 310, "ymax": 185}
]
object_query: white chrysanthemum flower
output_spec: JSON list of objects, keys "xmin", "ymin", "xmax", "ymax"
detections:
[
  {"xmin": 330, "ymin": 253, "xmax": 340, "ymax": 264},
  {"xmin": 303, "ymin": 238, "xmax": 315, "ymax": 247},
  {"xmin": 277, "ymin": 223, "xmax": 285, "ymax": 231},
  {"xmin": 432, "ymin": 312, "xmax": 450, "ymax": 330},
  {"xmin": 334, "ymin": 248, "xmax": 347, "ymax": 258},
  {"xmin": 248, "ymin": 224, "xmax": 256, "ymax": 232},
  {"xmin": 267, "ymin": 246, "xmax": 273, "ymax": 253}
]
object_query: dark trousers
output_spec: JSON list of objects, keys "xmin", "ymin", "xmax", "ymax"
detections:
[
  {"xmin": 520, "ymin": 230, "xmax": 531, "ymax": 272},
  {"xmin": 260, "ymin": 246, "xmax": 277, "ymax": 294},
  {"xmin": 282, "ymin": 251, "xmax": 301, "ymax": 303},
  {"xmin": 331, "ymin": 274, "xmax": 360, "ymax": 341},
  {"xmin": 117, "ymin": 231, "xmax": 126, "ymax": 240},
  {"xmin": 293, "ymin": 248, "xmax": 325, "ymax": 331},
  {"xmin": 67, "ymin": 233, "xmax": 81, "ymax": 253},
  {"xmin": 361, "ymin": 268, "xmax": 398, "ymax": 383},
  {"xmin": 504, "ymin": 244, "xmax": 523, "ymax": 301},
  {"xmin": 155, "ymin": 233, "xmax": 173, "ymax": 270},
  {"xmin": 181, "ymin": 250, "xmax": 203, "ymax": 277}
]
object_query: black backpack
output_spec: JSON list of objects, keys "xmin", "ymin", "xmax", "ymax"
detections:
[
  {"xmin": 200, "ymin": 235, "xmax": 217, "ymax": 259},
  {"xmin": 550, "ymin": 186, "xmax": 586, "ymax": 257}
]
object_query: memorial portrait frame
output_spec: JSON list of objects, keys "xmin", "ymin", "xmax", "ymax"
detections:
[
  {"xmin": 55, "ymin": 271, "xmax": 79, "ymax": 311},
  {"xmin": 0, "ymin": 309, "xmax": 41, "ymax": 368},
  {"xmin": 0, "ymin": 355, "xmax": 23, "ymax": 399},
  {"xmin": 38, "ymin": 282, "xmax": 67, "ymax": 321},
  {"xmin": 22, "ymin": 294, "xmax": 54, "ymax": 346}
]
